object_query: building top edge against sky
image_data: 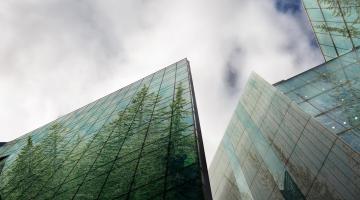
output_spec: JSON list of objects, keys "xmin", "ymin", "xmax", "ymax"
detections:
[
  {"xmin": 0, "ymin": 58, "xmax": 188, "ymax": 145},
  {"xmin": 0, "ymin": 58, "xmax": 189, "ymax": 155},
  {"xmin": 302, "ymin": 0, "xmax": 360, "ymax": 61},
  {"xmin": 274, "ymin": 46, "xmax": 360, "ymax": 85}
]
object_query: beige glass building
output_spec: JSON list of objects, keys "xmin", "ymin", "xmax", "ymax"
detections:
[
  {"xmin": 209, "ymin": 48, "xmax": 360, "ymax": 200},
  {"xmin": 209, "ymin": 1, "xmax": 360, "ymax": 199}
]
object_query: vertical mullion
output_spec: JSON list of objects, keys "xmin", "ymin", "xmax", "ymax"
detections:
[
  {"xmin": 187, "ymin": 60, "xmax": 213, "ymax": 199},
  {"xmin": 316, "ymin": 0, "xmax": 340, "ymax": 58},
  {"xmin": 48, "ymin": 79, "xmax": 144, "ymax": 199},
  {"xmin": 335, "ymin": 0, "xmax": 356, "ymax": 50},
  {"xmin": 301, "ymin": 1, "xmax": 326, "ymax": 62},
  {"xmin": 70, "ymin": 78, "xmax": 148, "ymax": 199},
  {"xmin": 95, "ymin": 74, "xmax": 155, "ymax": 199},
  {"xmin": 162, "ymin": 63, "xmax": 179, "ymax": 198},
  {"xmin": 124, "ymin": 68, "xmax": 167, "ymax": 199}
]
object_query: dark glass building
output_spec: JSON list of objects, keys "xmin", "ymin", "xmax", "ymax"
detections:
[
  {"xmin": 209, "ymin": 49, "xmax": 360, "ymax": 199},
  {"xmin": 0, "ymin": 59, "xmax": 212, "ymax": 200},
  {"xmin": 302, "ymin": 0, "xmax": 360, "ymax": 60}
]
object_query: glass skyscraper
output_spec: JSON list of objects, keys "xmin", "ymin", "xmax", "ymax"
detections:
[
  {"xmin": 0, "ymin": 59, "xmax": 212, "ymax": 200},
  {"xmin": 302, "ymin": 0, "xmax": 360, "ymax": 60},
  {"xmin": 210, "ymin": 49, "xmax": 360, "ymax": 199}
]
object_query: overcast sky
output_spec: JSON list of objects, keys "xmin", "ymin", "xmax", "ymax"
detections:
[{"xmin": 0, "ymin": 0, "xmax": 323, "ymax": 163}]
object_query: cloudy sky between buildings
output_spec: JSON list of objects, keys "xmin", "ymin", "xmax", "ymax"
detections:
[{"xmin": 0, "ymin": 0, "xmax": 323, "ymax": 163}]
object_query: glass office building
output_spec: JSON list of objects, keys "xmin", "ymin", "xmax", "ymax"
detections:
[
  {"xmin": 0, "ymin": 59, "xmax": 212, "ymax": 200},
  {"xmin": 210, "ymin": 50, "xmax": 360, "ymax": 199},
  {"xmin": 302, "ymin": 0, "xmax": 360, "ymax": 61}
]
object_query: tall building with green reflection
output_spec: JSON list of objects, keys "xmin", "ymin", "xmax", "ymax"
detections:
[
  {"xmin": 210, "ymin": 48, "xmax": 360, "ymax": 199},
  {"xmin": 302, "ymin": 0, "xmax": 360, "ymax": 60},
  {"xmin": 0, "ymin": 58, "xmax": 212, "ymax": 200}
]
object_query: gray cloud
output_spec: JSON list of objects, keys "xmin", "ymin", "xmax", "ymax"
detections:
[
  {"xmin": 0, "ymin": 0, "xmax": 323, "ymax": 163},
  {"xmin": 224, "ymin": 46, "xmax": 243, "ymax": 95}
]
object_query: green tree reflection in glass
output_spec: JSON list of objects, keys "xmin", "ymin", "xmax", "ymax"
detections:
[
  {"xmin": 0, "ymin": 123, "xmax": 71, "ymax": 199},
  {"xmin": 317, "ymin": 0, "xmax": 360, "ymax": 39},
  {"xmin": 0, "ymin": 78, "xmax": 203, "ymax": 199}
]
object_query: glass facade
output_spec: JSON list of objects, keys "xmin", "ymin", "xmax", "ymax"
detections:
[
  {"xmin": 210, "ymin": 72, "xmax": 360, "ymax": 200},
  {"xmin": 0, "ymin": 59, "xmax": 212, "ymax": 200},
  {"xmin": 208, "ymin": 145, "xmax": 242, "ymax": 200},
  {"xmin": 302, "ymin": 0, "xmax": 360, "ymax": 60},
  {"xmin": 276, "ymin": 48, "xmax": 360, "ymax": 152}
]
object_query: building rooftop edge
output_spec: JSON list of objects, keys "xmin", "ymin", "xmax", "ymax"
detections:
[{"xmin": 273, "ymin": 46, "xmax": 360, "ymax": 86}]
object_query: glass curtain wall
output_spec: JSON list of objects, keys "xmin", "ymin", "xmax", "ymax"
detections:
[
  {"xmin": 302, "ymin": 0, "xmax": 360, "ymax": 60},
  {"xmin": 276, "ymin": 48, "xmax": 360, "ymax": 152},
  {"xmin": 0, "ymin": 59, "xmax": 211, "ymax": 200}
]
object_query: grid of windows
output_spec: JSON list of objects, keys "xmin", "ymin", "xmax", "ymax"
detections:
[
  {"xmin": 0, "ymin": 59, "xmax": 211, "ymax": 200},
  {"xmin": 276, "ymin": 48, "xmax": 360, "ymax": 152},
  {"xmin": 208, "ymin": 145, "xmax": 244, "ymax": 200},
  {"xmin": 210, "ymin": 72, "xmax": 360, "ymax": 200},
  {"xmin": 302, "ymin": 0, "xmax": 360, "ymax": 61}
]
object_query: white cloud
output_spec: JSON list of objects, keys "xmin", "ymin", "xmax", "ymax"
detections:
[{"xmin": 0, "ymin": 0, "xmax": 322, "ymax": 163}]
